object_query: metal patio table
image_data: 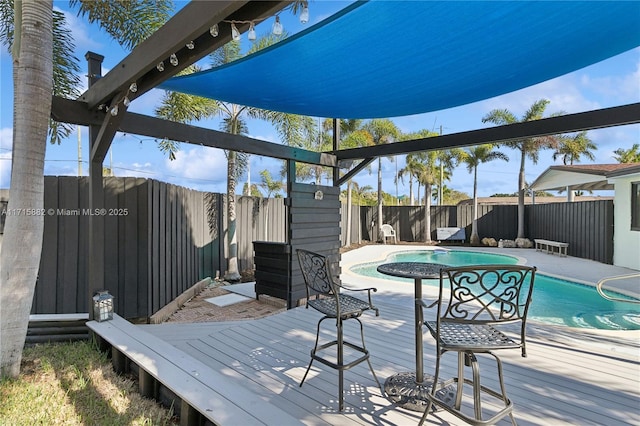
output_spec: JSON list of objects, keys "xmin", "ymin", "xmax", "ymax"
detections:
[{"xmin": 376, "ymin": 262, "xmax": 453, "ymax": 411}]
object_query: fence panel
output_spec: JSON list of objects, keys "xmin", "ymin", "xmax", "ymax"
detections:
[
  {"xmin": 0, "ymin": 179, "xmax": 615, "ymax": 318},
  {"xmin": 526, "ymin": 200, "xmax": 613, "ymax": 263}
]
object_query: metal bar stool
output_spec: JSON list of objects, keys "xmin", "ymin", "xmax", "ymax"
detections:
[
  {"xmin": 419, "ymin": 265, "xmax": 536, "ymax": 425},
  {"xmin": 296, "ymin": 248, "xmax": 381, "ymax": 411}
]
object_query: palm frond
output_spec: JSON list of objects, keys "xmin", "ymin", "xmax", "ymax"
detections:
[{"xmin": 73, "ymin": 0, "xmax": 173, "ymax": 50}]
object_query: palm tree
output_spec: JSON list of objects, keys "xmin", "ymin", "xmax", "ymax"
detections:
[
  {"xmin": 413, "ymin": 151, "xmax": 439, "ymax": 242},
  {"xmin": 351, "ymin": 181, "xmax": 375, "ymax": 206},
  {"xmin": 258, "ymin": 169, "xmax": 284, "ymax": 240},
  {"xmin": 461, "ymin": 144, "xmax": 509, "ymax": 244},
  {"xmin": 553, "ymin": 131, "xmax": 596, "ymax": 201},
  {"xmin": 158, "ymin": 37, "xmax": 314, "ymax": 281},
  {"xmin": 553, "ymin": 131, "xmax": 596, "ymax": 165},
  {"xmin": 436, "ymin": 148, "xmax": 464, "ymax": 205},
  {"xmin": 0, "ymin": 0, "xmax": 170, "ymax": 379},
  {"xmin": 612, "ymin": 144, "xmax": 640, "ymax": 163},
  {"xmin": 339, "ymin": 125, "xmax": 372, "ymax": 246},
  {"xmin": 397, "ymin": 153, "xmax": 423, "ymax": 206},
  {"xmin": 482, "ymin": 99, "xmax": 560, "ymax": 239},
  {"xmin": 364, "ymin": 119, "xmax": 400, "ymax": 240}
]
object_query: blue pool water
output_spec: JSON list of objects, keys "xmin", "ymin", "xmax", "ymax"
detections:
[{"xmin": 350, "ymin": 250, "xmax": 640, "ymax": 330}]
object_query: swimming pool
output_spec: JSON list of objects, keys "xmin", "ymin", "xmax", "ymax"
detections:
[{"xmin": 349, "ymin": 250, "xmax": 640, "ymax": 331}]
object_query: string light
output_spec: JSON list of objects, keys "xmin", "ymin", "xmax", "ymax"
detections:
[
  {"xmin": 248, "ymin": 22, "xmax": 256, "ymax": 41},
  {"xmin": 157, "ymin": 61, "xmax": 165, "ymax": 72},
  {"xmin": 186, "ymin": 41, "xmax": 195, "ymax": 50},
  {"xmin": 231, "ymin": 23, "xmax": 241, "ymax": 41},
  {"xmin": 272, "ymin": 16, "xmax": 283, "ymax": 35},
  {"xmin": 169, "ymin": 53, "xmax": 179, "ymax": 66},
  {"xmin": 216, "ymin": 4, "xmax": 310, "ymax": 42},
  {"xmin": 300, "ymin": 2, "xmax": 309, "ymax": 24}
]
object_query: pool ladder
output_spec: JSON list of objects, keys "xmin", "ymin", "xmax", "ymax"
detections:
[{"xmin": 596, "ymin": 273, "xmax": 640, "ymax": 304}]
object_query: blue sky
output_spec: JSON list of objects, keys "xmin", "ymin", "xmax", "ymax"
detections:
[{"xmin": 1, "ymin": 1, "xmax": 638, "ymax": 199}]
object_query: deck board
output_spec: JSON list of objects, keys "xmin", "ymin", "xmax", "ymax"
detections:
[{"xmin": 141, "ymin": 295, "xmax": 639, "ymax": 426}]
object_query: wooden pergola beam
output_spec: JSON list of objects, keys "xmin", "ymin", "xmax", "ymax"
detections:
[
  {"xmin": 335, "ymin": 103, "xmax": 640, "ymax": 160},
  {"xmin": 51, "ymin": 96, "xmax": 336, "ymax": 167},
  {"xmin": 79, "ymin": 1, "xmax": 291, "ymax": 110}
]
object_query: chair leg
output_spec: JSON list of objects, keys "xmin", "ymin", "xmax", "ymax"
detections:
[
  {"xmin": 300, "ymin": 316, "xmax": 328, "ymax": 387},
  {"xmin": 337, "ymin": 317, "xmax": 345, "ymax": 411},
  {"xmin": 356, "ymin": 317, "xmax": 381, "ymax": 389},
  {"xmin": 469, "ymin": 352, "xmax": 483, "ymax": 421},
  {"xmin": 492, "ymin": 353, "xmax": 517, "ymax": 426}
]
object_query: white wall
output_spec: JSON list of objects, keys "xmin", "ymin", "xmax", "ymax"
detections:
[{"xmin": 612, "ymin": 173, "xmax": 640, "ymax": 270}]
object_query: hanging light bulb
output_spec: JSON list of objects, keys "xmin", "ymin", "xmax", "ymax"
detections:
[
  {"xmin": 123, "ymin": 96, "xmax": 130, "ymax": 107},
  {"xmin": 169, "ymin": 53, "xmax": 179, "ymax": 66},
  {"xmin": 231, "ymin": 23, "xmax": 240, "ymax": 41},
  {"xmin": 209, "ymin": 23, "xmax": 219, "ymax": 37},
  {"xmin": 110, "ymin": 105, "xmax": 119, "ymax": 116},
  {"xmin": 156, "ymin": 61, "xmax": 165, "ymax": 72},
  {"xmin": 300, "ymin": 3, "xmax": 309, "ymax": 24},
  {"xmin": 186, "ymin": 41, "xmax": 195, "ymax": 50},
  {"xmin": 272, "ymin": 15, "xmax": 283, "ymax": 35},
  {"xmin": 129, "ymin": 82, "xmax": 137, "ymax": 93},
  {"xmin": 248, "ymin": 22, "xmax": 256, "ymax": 41}
]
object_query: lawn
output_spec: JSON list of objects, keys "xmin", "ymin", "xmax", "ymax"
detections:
[{"xmin": 0, "ymin": 340, "xmax": 178, "ymax": 425}]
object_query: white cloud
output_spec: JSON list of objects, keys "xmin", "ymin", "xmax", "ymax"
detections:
[
  {"xmin": 579, "ymin": 50, "xmax": 640, "ymax": 104},
  {"xmin": 0, "ymin": 128, "xmax": 12, "ymax": 187},
  {"xmin": 55, "ymin": 6, "xmax": 102, "ymax": 53},
  {"xmin": 0, "ymin": 127, "xmax": 12, "ymax": 151},
  {"xmin": 0, "ymin": 151, "xmax": 11, "ymax": 188},
  {"xmin": 165, "ymin": 146, "xmax": 228, "ymax": 183}
]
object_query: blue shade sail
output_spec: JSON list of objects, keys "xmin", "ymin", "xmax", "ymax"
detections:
[{"xmin": 160, "ymin": 1, "xmax": 640, "ymax": 119}]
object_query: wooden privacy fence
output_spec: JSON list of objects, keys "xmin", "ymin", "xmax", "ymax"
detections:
[
  {"xmin": 347, "ymin": 202, "xmax": 613, "ymax": 263},
  {"xmin": 0, "ymin": 177, "xmax": 613, "ymax": 318}
]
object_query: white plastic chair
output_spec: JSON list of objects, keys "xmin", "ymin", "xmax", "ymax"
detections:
[{"xmin": 380, "ymin": 224, "xmax": 397, "ymax": 244}]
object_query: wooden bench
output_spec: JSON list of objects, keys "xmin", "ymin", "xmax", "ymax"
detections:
[
  {"xmin": 534, "ymin": 239, "xmax": 569, "ymax": 257},
  {"xmin": 87, "ymin": 314, "xmax": 303, "ymax": 426}
]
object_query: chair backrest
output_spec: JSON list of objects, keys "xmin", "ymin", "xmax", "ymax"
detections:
[
  {"xmin": 297, "ymin": 249, "xmax": 338, "ymax": 300},
  {"xmin": 381, "ymin": 224, "xmax": 395, "ymax": 236},
  {"xmin": 437, "ymin": 264, "xmax": 536, "ymax": 352}
]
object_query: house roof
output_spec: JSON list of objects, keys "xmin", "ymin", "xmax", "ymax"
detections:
[{"xmin": 530, "ymin": 163, "xmax": 640, "ymax": 191}]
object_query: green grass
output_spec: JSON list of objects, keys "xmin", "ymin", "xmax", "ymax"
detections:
[{"xmin": 0, "ymin": 340, "xmax": 177, "ymax": 425}]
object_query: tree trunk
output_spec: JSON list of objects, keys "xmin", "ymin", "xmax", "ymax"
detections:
[
  {"xmin": 224, "ymin": 151, "xmax": 241, "ymax": 281},
  {"xmin": 424, "ymin": 183, "xmax": 432, "ymax": 243},
  {"xmin": 1, "ymin": 0, "xmax": 53, "ymax": 379},
  {"xmin": 377, "ymin": 157, "xmax": 383, "ymax": 241},
  {"xmin": 470, "ymin": 166, "xmax": 480, "ymax": 245},
  {"xmin": 346, "ymin": 181, "xmax": 352, "ymax": 246},
  {"xmin": 517, "ymin": 150, "xmax": 526, "ymax": 239},
  {"xmin": 409, "ymin": 176, "xmax": 414, "ymax": 206}
]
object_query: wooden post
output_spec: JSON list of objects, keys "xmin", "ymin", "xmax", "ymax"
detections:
[{"xmin": 86, "ymin": 52, "xmax": 105, "ymax": 320}]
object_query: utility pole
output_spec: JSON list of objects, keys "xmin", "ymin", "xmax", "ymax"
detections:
[{"xmin": 77, "ymin": 125, "xmax": 82, "ymax": 176}]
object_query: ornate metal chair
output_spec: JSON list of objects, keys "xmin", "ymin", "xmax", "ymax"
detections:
[
  {"xmin": 419, "ymin": 265, "xmax": 536, "ymax": 426},
  {"xmin": 296, "ymin": 248, "xmax": 381, "ymax": 411}
]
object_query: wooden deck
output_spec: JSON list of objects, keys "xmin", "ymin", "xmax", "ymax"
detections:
[{"xmin": 141, "ymin": 294, "xmax": 640, "ymax": 426}]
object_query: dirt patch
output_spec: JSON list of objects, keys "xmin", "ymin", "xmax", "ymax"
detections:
[{"xmin": 164, "ymin": 282, "xmax": 286, "ymax": 323}]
